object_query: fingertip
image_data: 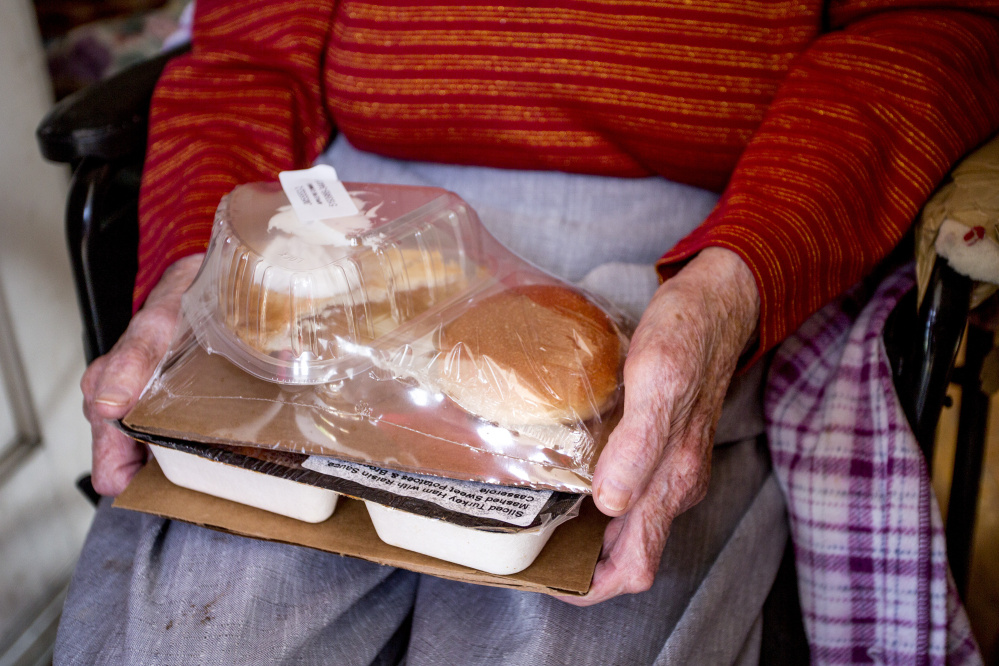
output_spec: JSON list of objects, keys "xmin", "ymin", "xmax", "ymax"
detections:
[
  {"xmin": 89, "ymin": 470, "xmax": 117, "ymax": 497},
  {"xmin": 93, "ymin": 387, "xmax": 133, "ymax": 416},
  {"xmin": 96, "ymin": 459, "xmax": 143, "ymax": 497},
  {"xmin": 595, "ymin": 477, "xmax": 632, "ymax": 516},
  {"xmin": 593, "ymin": 419, "xmax": 660, "ymax": 517},
  {"xmin": 92, "ymin": 432, "xmax": 147, "ymax": 496}
]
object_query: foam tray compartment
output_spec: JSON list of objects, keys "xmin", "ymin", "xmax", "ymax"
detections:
[
  {"xmin": 148, "ymin": 444, "xmax": 340, "ymax": 523},
  {"xmin": 364, "ymin": 501, "xmax": 560, "ymax": 575}
]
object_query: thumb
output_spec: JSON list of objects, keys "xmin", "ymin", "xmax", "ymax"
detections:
[{"xmin": 592, "ymin": 387, "xmax": 668, "ymax": 517}]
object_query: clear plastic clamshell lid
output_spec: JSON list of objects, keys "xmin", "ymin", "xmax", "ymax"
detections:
[{"xmin": 182, "ymin": 182, "xmax": 486, "ymax": 384}]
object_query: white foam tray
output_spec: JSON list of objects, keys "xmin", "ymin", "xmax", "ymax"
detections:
[
  {"xmin": 148, "ymin": 444, "xmax": 339, "ymax": 523},
  {"xmin": 364, "ymin": 501, "xmax": 558, "ymax": 575},
  {"xmin": 149, "ymin": 444, "xmax": 558, "ymax": 574}
]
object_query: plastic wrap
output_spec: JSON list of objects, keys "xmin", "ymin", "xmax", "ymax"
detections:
[
  {"xmin": 187, "ymin": 181, "xmax": 487, "ymax": 384},
  {"xmin": 124, "ymin": 180, "xmax": 631, "ymax": 494}
]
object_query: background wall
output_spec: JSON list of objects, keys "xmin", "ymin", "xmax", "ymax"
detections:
[{"xmin": 0, "ymin": 1, "xmax": 93, "ymax": 663}]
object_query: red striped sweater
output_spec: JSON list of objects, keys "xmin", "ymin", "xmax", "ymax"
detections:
[{"xmin": 137, "ymin": 1, "xmax": 999, "ymax": 362}]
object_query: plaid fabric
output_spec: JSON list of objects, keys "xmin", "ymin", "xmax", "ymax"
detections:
[{"xmin": 766, "ymin": 266, "xmax": 982, "ymax": 665}]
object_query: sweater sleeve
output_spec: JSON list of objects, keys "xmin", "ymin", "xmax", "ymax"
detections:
[
  {"xmin": 656, "ymin": 8, "xmax": 999, "ymax": 365},
  {"xmin": 133, "ymin": 0, "xmax": 336, "ymax": 310}
]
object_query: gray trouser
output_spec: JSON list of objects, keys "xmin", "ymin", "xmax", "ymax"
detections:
[{"xmin": 55, "ymin": 436, "xmax": 785, "ymax": 665}]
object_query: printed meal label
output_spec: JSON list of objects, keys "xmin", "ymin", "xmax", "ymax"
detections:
[
  {"xmin": 279, "ymin": 165, "xmax": 359, "ymax": 222},
  {"xmin": 302, "ymin": 457, "xmax": 552, "ymax": 527}
]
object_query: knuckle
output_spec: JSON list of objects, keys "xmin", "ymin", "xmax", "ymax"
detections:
[
  {"xmin": 122, "ymin": 308, "xmax": 176, "ymax": 358},
  {"xmin": 626, "ymin": 439, "xmax": 661, "ymax": 476},
  {"xmin": 605, "ymin": 415, "xmax": 665, "ymax": 468},
  {"xmin": 675, "ymin": 441, "xmax": 708, "ymax": 475},
  {"xmin": 129, "ymin": 335, "xmax": 163, "ymax": 370},
  {"xmin": 629, "ymin": 570, "xmax": 656, "ymax": 594},
  {"xmin": 620, "ymin": 555, "xmax": 657, "ymax": 594},
  {"xmin": 109, "ymin": 337, "xmax": 162, "ymax": 380},
  {"xmin": 604, "ymin": 440, "xmax": 660, "ymax": 490},
  {"xmin": 686, "ymin": 475, "xmax": 710, "ymax": 507},
  {"xmin": 624, "ymin": 341, "xmax": 684, "ymax": 389},
  {"xmin": 136, "ymin": 305, "xmax": 174, "ymax": 333},
  {"xmin": 670, "ymin": 450, "xmax": 710, "ymax": 509},
  {"xmin": 80, "ymin": 357, "xmax": 107, "ymax": 395},
  {"xmin": 671, "ymin": 464, "xmax": 701, "ymax": 498},
  {"xmin": 89, "ymin": 474, "xmax": 112, "ymax": 497}
]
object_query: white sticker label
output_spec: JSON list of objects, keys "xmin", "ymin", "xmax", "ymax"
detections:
[
  {"xmin": 302, "ymin": 457, "xmax": 552, "ymax": 527},
  {"xmin": 278, "ymin": 165, "xmax": 359, "ymax": 222}
]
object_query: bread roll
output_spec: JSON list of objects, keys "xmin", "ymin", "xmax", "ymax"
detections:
[{"xmin": 437, "ymin": 284, "xmax": 623, "ymax": 427}]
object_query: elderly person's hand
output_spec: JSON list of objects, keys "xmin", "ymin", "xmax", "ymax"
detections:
[
  {"xmin": 80, "ymin": 254, "xmax": 204, "ymax": 496},
  {"xmin": 559, "ymin": 247, "xmax": 760, "ymax": 606}
]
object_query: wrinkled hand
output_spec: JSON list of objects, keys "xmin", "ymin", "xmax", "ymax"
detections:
[
  {"xmin": 81, "ymin": 254, "xmax": 204, "ymax": 496},
  {"xmin": 559, "ymin": 247, "xmax": 759, "ymax": 606}
]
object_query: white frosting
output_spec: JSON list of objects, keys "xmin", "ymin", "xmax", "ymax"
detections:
[
  {"xmin": 267, "ymin": 204, "xmax": 373, "ymax": 247},
  {"xmin": 249, "ymin": 197, "xmax": 384, "ymax": 301}
]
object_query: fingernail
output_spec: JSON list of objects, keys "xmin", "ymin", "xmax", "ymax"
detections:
[
  {"xmin": 598, "ymin": 478, "xmax": 632, "ymax": 513},
  {"xmin": 95, "ymin": 387, "xmax": 131, "ymax": 407}
]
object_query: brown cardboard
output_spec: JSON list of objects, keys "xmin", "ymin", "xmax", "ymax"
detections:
[{"xmin": 114, "ymin": 459, "xmax": 609, "ymax": 596}]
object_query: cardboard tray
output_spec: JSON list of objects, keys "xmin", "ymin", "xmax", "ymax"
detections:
[{"xmin": 114, "ymin": 459, "xmax": 609, "ymax": 596}]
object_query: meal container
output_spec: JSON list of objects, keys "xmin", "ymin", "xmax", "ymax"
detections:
[
  {"xmin": 364, "ymin": 501, "xmax": 562, "ymax": 575},
  {"xmin": 131, "ymin": 178, "xmax": 628, "ymax": 493},
  {"xmin": 147, "ymin": 444, "xmax": 340, "ymax": 523},
  {"xmin": 183, "ymin": 181, "xmax": 487, "ymax": 385},
  {"xmin": 125, "ymin": 427, "xmax": 581, "ymax": 575},
  {"xmin": 123, "ymin": 176, "xmax": 626, "ymax": 582}
]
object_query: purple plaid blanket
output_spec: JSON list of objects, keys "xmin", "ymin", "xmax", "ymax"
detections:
[{"xmin": 765, "ymin": 266, "xmax": 981, "ymax": 665}]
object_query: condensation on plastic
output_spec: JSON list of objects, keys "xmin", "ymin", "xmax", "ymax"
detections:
[{"xmin": 124, "ymin": 182, "xmax": 632, "ymax": 493}]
